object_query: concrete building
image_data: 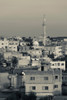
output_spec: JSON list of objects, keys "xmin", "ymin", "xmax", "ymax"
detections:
[
  {"xmin": 18, "ymin": 45, "xmax": 30, "ymax": 52},
  {"xmin": 33, "ymin": 40, "xmax": 39, "ymax": 47},
  {"xmin": 4, "ymin": 51, "xmax": 22, "ymax": 61},
  {"xmin": 31, "ymin": 58, "xmax": 41, "ymax": 67},
  {"xmin": 4, "ymin": 52, "xmax": 12, "ymax": 60},
  {"xmin": 53, "ymin": 46, "xmax": 63, "ymax": 58},
  {"xmin": 45, "ymin": 46, "xmax": 55, "ymax": 55},
  {"xmin": 62, "ymin": 71, "xmax": 67, "ymax": 95},
  {"xmin": 11, "ymin": 52, "xmax": 22, "ymax": 58},
  {"xmin": 18, "ymin": 56, "xmax": 30, "ymax": 67},
  {"xmin": 63, "ymin": 42, "xmax": 67, "ymax": 55},
  {"xmin": 0, "ymin": 38, "xmax": 8, "ymax": 49},
  {"xmin": 62, "ymin": 72, "xmax": 67, "ymax": 85},
  {"xmin": 50, "ymin": 61, "xmax": 65, "ymax": 70},
  {"xmin": 7, "ymin": 40, "xmax": 19, "ymax": 52},
  {"xmin": 24, "ymin": 69, "xmax": 62, "ymax": 96},
  {"xmin": 28, "ymin": 49, "xmax": 42, "ymax": 57},
  {"xmin": 12, "ymin": 69, "xmax": 62, "ymax": 97},
  {"xmin": 33, "ymin": 40, "xmax": 39, "ymax": 49},
  {"xmin": 19, "ymin": 41, "xmax": 26, "ymax": 46}
]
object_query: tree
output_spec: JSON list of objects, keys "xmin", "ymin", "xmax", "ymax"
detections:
[
  {"xmin": 27, "ymin": 92, "xmax": 36, "ymax": 100},
  {"xmin": 0, "ymin": 53, "xmax": 4, "ymax": 67},
  {"xmin": 39, "ymin": 96, "xmax": 53, "ymax": 100},
  {"xmin": 6, "ymin": 92, "xmax": 21, "ymax": 100},
  {"xmin": 6, "ymin": 92, "xmax": 37, "ymax": 100},
  {"xmin": 11, "ymin": 57, "xmax": 18, "ymax": 68}
]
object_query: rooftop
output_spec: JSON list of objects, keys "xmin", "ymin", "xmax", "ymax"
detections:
[
  {"xmin": 23, "ymin": 69, "xmax": 61, "ymax": 75},
  {"xmin": 13, "ymin": 68, "xmax": 62, "ymax": 75}
]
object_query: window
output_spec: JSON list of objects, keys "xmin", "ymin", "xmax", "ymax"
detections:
[
  {"xmin": 54, "ymin": 85, "xmax": 58, "ymax": 88},
  {"xmin": 52, "ymin": 64, "xmax": 54, "ymax": 66},
  {"xmin": 44, "ymin": 77, "xmax": 48, "ymax": 80},
  {"xmin": 41, "ymin": 66, "xmax": 44, "ymax": 71},
  {"xmin": 46, "ymin": 63, "xmax": 49, "ymax": 65},
  {"xmin": 45, "ymin": 86, "xmax": 48, "ymax": 90},
  {"xmin": 55, "ymin": 76, "xmax": 58, "ymax": 79},
  {"xmin": 58, "ymin": 63, "xmax": 60, "ymax": 66},
  {"xmin": 30, "ymin": 77, "xmax": 35, "ymax": 80},
  {"xmin": 32, "ymin": 86, "xmax": 36, "ymax": 90},
  {"xmin": 42, "ymin": 86, "xmax": 48, "ymax": 90},
  {"xmin": 61, "ymin": 63, "xmax": 64, "ymax": 66}
]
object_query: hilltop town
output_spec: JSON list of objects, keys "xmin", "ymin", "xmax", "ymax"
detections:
[{"xmin": 0, "ymin": 17, "xmax": 67, "ymax": 100}]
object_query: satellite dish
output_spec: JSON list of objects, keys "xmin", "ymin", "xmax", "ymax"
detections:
[{"xmin": 22, "ymin": 72, "xmax": 25, "ymax": 76}]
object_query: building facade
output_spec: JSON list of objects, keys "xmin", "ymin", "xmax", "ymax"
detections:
[
  {"xmin": 7, "ymin": 40, "xmax": 19, "ymax": 52},
  {"xmin": 24, "ymin": 69, "xmax": 62, "ymax": 96},
  {"xmin": 12, "ymin": 69, "xmax": 62, "ymax": 96},
  {"xmin": 50, "ymin": 61, "xmax": 65, "ymax": 70},
  {"xmin": 0, "ymin": 38, "xmax": 8, "ymax": 49}
]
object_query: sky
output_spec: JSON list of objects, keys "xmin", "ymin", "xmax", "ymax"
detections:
[{"xmin": 0, "ymin": 0, "xmax": 67, "ymax": 37}]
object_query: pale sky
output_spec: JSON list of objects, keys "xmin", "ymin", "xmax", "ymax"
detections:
[{"xmin": 0, "ymin": 0, "xmax": 67, "ymax": 37}]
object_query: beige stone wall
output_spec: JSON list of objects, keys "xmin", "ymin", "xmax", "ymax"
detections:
[
  {"xmin": 25, "ymin": 74, "xmax": 61, "ymax": 84},
  {"xmin": 25, "ymin": 82, "xmax": 62, "ymax": 96},
  {"xmin": 25, "ymin": 83, "xmax": 53, "ymax": 93},
  {"xmin": 53, "ymin": 82, "xmax": 62, "ymax": 95},
  {"xmin": 25, "ymin": 71, "xmax": 62, "ymax": 96}
]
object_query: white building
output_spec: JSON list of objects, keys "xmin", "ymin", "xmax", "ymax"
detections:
[
  {"xmin": 18, "ymin": 56, "xmax": 30, "ymax": 67},
  {"xmin": 0, "ymin": 38, "xmax": 8, "ymax": 49},
  {"xmin": 64, "ymin": 38, "xmax": 67, "ymax": 42},
  {"xmin": 7, "ymin": 40, "xmax": 19, "ymax": 52},
  {"xmin": 11, "ymin": 52, "xmax": 22, "ymax": 58},
  {"xmin": 28, "ymin": 49, "xmax": 42, "ymax": 57},
  {"xmin": 4, "ymin": 52, "xmax": 12, "ymax": 60},
  {"xmin": 45, "ymin": 46, "xmax": 55, "ymax": 55},
  {"xmin": 53, "ymin": 46, "xmax": 63, "ymax": 58},
  {"xmin": 4, "ymin": 51, "xmax": 23, "ymax": 60},
  {"xmin": 20, "ymin": 41, "xmax": 26, "ymax": 46},
  {"xmin": 31, "ymin": 58, "xmax": 41, "ymax": 67},
  {"xmin": 33, "ymin": 40, "xmax": 39, "ymax": 46},
  {"xmin": 50, "ymin": 61, "xmax": 65, "ymax": 70}
]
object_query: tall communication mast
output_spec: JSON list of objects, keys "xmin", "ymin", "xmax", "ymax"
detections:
[{"xmin": 42, "ymin": 15, "xmax": 46, "ymax": 46}]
